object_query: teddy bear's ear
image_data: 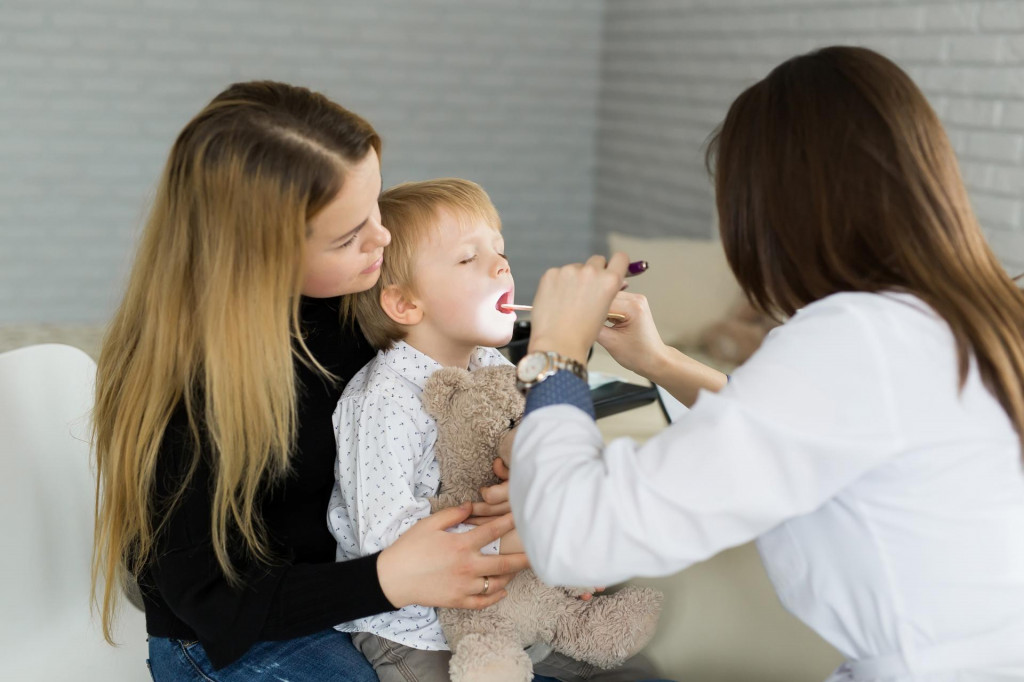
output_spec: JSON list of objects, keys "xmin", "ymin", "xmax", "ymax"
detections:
[
  {"xmin": 422, "ymin": 367, "xmax": 474, "ymax": 419},
  {"xmin": 475, "ymin": 366, "xmax": 525, "ymax": 416},
  {"xmin": 482, "ymin": 365, "xmax": 518, "ymax": 397}
]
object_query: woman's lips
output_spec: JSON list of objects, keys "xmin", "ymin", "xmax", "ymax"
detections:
[{"xmin": 361, "ymin": 256, "xmax": 383, "ymax": 275}]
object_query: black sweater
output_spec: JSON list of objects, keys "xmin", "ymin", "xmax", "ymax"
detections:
[{"xmin": 139, "ymin": 296, "xmax": 393, "ymax": 669}]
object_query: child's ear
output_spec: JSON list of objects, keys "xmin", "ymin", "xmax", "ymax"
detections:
[{"xmin": 380, "ymin": 284, "xmax": 423, "ymax": 326}]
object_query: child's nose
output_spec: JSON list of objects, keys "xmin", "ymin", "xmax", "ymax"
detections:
[{"xmin": 494, "ymin": 254, "xmax": 510, "ymax": 276}]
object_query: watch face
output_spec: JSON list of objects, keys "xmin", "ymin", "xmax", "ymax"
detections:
[{"xmin": 517, "ymin": 352, "xmax": 549, "ymax": 382}]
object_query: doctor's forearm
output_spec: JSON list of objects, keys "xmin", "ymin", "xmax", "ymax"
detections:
[{"xmin": 643, "ymin": 345, "xmax": 727, "ymax": 407}]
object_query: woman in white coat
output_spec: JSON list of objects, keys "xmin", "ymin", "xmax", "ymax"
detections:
[{"xmin": 507, "ymin": 46, "xmax": 1024, "ymax": 681}]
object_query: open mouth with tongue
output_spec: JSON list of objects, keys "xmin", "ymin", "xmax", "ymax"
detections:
[{"xmin": 496, "ymin": 289, "xmax": 514, "ymax": 313}]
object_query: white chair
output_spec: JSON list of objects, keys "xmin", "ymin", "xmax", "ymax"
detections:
[{"xmin": 0, "ymin": 344, "xmax": 148, "ymax": 680}]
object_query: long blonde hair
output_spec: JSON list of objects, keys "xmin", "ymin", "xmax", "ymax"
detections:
[
  {"xmin": 92, "ymin": 81, "xmax": 380, "ymax": 642},
  {"xmin": 707, "ymin": 46, "xmax": 1024, "ymax": 449}
]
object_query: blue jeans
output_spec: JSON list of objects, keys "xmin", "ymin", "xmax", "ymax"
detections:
[
  {"xmin": 147, "ymin": 630, "xmax": 672, "ymax": 682},
  {"xmin": 147, "ymin": 629, "xmax": 378, "ymax": 681}
]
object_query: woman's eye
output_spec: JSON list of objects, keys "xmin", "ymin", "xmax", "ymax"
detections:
[{"xmin": 337, "ymin": 236, "xmax": 357, "ymax": 249}]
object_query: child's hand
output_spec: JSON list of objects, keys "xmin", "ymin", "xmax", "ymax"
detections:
[
  {"xmin": 496, "ymin": 425, "xmax": 518, "ymax": 469},
  {"xmin": 467, "ymin": 458, "xmax": 512, "ymax": 524}
]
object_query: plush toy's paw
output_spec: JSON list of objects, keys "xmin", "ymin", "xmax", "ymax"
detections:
[
  {"xmin": 448, "ymin": 633, "xmax": 533, "ymax": 682},
  {"xmin": 552, "ymin": 586, "xmax": 663, "ymax": 669}
]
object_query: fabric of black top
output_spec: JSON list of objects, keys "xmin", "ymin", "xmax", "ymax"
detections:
[{"xmin": 139, "ymin": 296, "xmax": 393, "ymax": 669}]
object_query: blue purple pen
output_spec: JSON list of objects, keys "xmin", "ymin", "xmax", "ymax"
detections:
[
  {"xmin": 500, "ymin": 259, "xmax": 649, "ymax": 321},
  {"xmin": 627, "ymin": 259, "xmax": 649, "ymax": 276}
]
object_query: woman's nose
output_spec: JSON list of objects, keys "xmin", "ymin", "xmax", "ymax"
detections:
[{"xmin": 367, "ymin": 218, "xmax": 391, "ymax": 250}]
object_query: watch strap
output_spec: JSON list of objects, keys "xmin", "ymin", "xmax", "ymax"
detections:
[{"xmin": 517, "ymin": 350, "xmax": 588, "ymax": 391}]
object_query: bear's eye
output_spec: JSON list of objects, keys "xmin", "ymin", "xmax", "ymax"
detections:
[{"xmin": 508, "ymin": 418, "xmax": 517, "ymax": 430}]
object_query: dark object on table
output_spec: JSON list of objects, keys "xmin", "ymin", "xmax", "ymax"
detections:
[{"xmin": 590, "ymin": 381, "xmax": 660, "ymax": 420}]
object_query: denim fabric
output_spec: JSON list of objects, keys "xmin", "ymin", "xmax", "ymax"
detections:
[{"xmin": 147, "ymin": 629, "xmax": 378, "ymax": 681}]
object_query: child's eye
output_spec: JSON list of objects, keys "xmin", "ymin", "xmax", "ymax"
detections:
[
  {"xmin": 459, "ymin": 255, "xmax": 477, "ymax": 264},
  {"xmin": 498, "ymin": 253, "xmax": 507, "ymax": 260}
]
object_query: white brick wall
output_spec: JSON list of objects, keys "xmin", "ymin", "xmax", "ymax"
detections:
[
  {"xmin": 595, "ymin": 0, "xmax": 1024, "ymax": 274},
  {"xmin": 0, "ymin": 0, "xmax": 603, "ymax": 322},
  {"xmin": 4, "ymin": 1, "xmax": 1022, "ymax": 323}
]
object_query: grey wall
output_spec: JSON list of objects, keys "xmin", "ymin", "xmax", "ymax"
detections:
[
  {"xmin": 594, "ymin": 0, "xmax": 1024, "ymax": 275},
  {"xmin": 0, "ymin": 0, "xmax": 603, "ymax": 322},
  {"xmin": 3, "ymin": 1, "xmax": 1023, "ymax": 323}
]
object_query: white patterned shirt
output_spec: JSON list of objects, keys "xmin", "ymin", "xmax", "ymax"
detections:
[{"xmin": 329, "ymin": 341, "xmax": 510, "ymax": 650}]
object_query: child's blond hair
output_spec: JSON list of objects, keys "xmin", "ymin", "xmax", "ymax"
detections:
[{"xmin": 348, "ymin": 178, "xmax": 502, "ymax": 350}]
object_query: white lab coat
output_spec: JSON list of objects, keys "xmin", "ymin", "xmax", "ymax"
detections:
[{"xmin": 510, "ymin": 292, "xmax": 1024, "ymax": 681}]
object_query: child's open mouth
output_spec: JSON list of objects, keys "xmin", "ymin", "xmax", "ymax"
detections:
[{"xmin": 496, "ymin": 290, "xmax": 514, "ymax": 313}]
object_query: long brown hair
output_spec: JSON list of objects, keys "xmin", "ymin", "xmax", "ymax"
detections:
[
  {"xmin": 707, "ymin": 45, "xmax": 1024, "ymax": 447},
  {"xmin": 92, "ymin": 81, "xmax": 380, "ymax": 642}
]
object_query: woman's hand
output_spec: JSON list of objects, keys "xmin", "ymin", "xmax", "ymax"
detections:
[
  {"xmin": 599, "ymin": 291, "xmax": 729, "ymax": 406},
  {"xmin": 376, "ymin": 503, "xmax": 529, "ymax": 610},
  {"xmin": 528, "ymin": 253, "xmax": 631, "ymax": 364},
  {"xmin": 596, "ymin": 291, "xmax": 672, "ymax": 379}
]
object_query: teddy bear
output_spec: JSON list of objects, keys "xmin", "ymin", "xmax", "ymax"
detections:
[{"xmin": 422, "ymin": 364, "xmax": 663, "ymax": 682}]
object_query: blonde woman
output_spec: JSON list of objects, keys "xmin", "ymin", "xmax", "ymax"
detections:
[
  {"xmin": 510, "ymin": 46, "xmax": 1024, "ymax": 680},
  {"xmin": 93, "ymin": 81, "xmax": 528, "ymax": 680}
]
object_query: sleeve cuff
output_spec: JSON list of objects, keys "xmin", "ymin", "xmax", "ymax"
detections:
[{"xmin": 523, "ymin": 370, "xmax": 595, "ymax": 419}]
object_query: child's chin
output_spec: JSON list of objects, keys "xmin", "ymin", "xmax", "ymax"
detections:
[{"xmin": 485, "ymin": 326, "xmax": 516, "ymax": 349}]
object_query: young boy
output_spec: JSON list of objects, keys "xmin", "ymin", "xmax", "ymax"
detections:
[
  {"xmin": 328, "ymin": 178, "xmax": 520, "ymax": 681},
  {"xmin": 327, "ymin": 179, "xmax": 657, "ymax": 682}
]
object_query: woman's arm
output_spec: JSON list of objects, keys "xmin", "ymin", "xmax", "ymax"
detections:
[
  {"xmin": 510, "ymin": 292, "xmax": 905, "ymax": 587},
  {"xmin": 524, "ymin": 255, "xmax": 727, "ymax": 406},
  {"xmin": 149, "ymin": 409, "xmax": 529, "ymax": 669},
  {"xmin": 597, "ymin": 291, "xmax": 727, "ymax": 407},
  {"xmin": 146, "ymin": 421, "xmax": 394, "ymax": 669}
]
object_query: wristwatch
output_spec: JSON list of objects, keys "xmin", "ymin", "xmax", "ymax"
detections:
[{"xmin": 515, "ymin": 351, "xmax": 588, "ymax": 393}]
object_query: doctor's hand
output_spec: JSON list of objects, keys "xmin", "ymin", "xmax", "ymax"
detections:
[
  {"xmin": 596, "ymin": 291, "xmax": 671, "ymax": 379},
  {"xmin": 599, "ymin": 291, "xmax": 728, "ymax": 407},
  {"xmin": 528, "ymin": 253, "xmax": 630, "ymax": 365}
]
